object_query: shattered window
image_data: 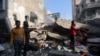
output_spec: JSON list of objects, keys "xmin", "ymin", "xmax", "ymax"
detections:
[{"xmin": 30, "ymin": 12, "xmax": 37, "ymax": 22}]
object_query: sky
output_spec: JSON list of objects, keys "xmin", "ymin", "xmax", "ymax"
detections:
[{"xmin": 44, "ymin": 0, "xmax": 72, "ymax": 20}]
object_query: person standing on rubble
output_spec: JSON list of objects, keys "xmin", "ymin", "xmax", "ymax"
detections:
[
  {"xmin": 10, "ymin": 20, "xmax": 26, "ymax": 56},
  {"xmin": 69, "ymin": 20, "xmax": 77, "ymax": 52},
  {"xmin": 23, "ymin": 16, "xmax": 36, "ymax": 56}
]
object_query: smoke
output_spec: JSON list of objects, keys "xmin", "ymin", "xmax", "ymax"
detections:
[{"xmin": 44, "ymin": 15, "xmax": 56, "ymax": 25}]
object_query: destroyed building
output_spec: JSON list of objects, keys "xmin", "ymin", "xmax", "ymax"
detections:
[
  {"xmin": 74, "ymin": 0, "xmax": 100, "ymax": 26},
  {"xmin": 0, "ymin": 0, "xmax": 44, "ymax": 33}
]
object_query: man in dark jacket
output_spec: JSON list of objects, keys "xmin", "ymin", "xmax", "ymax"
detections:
[{"xmin": 23, "ymin": 16, "xmax": 35, "ymax": 56}]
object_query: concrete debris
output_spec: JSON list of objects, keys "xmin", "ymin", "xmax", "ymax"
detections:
[
  {"xmin": 63, "ymin": 47, "xmax": 72, "ymax": 52},
  {"xmin": 48, "ymin": 49, "xmax": 66, "ymax": 56},
  {"xmin": 87, "ymin": 38, "xmax": 100, "ymax": 43},
  {"xmin": 0, "ymin": 39, "xmax": 95, "ymax": 56},
  {"xmin": 0, "ymin": 45, "xmax": 5, "ymax": 51},
  {"xmin": 48, "ymin": 49, "xmax": 81, "ymax": 56},
  {"xmin": 0, "ymin": 43, "xmax": 15, "ymax": 56},
  {"xmin": 75, "ymin": 45, "xmax": 88, "ymax": 53}
]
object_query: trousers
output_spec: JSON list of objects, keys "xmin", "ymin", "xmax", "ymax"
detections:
[{"xmin": 14, "ymin": 37, "xmax": 24, "ymax": 56}]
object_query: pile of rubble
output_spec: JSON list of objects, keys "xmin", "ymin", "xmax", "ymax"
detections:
[
  {"xmin": 0, "ymin": 42, "xmax": 80, "ymax": 56},
  {"xmin": 0, "ymin": 19, "xmax": 97, "ymax": 56}
]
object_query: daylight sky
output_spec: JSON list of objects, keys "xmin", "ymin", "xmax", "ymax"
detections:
[{"xmin": 44, "ymin": 0, "xmax": 72, "ymax": 20}]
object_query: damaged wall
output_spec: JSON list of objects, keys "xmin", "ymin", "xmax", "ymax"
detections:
[{"xmin": 7, "ymin": 0, "xmax": 44, "ymax": 28}]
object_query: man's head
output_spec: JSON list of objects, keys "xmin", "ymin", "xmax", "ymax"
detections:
[
  {"xmin": 25, "ymin": 15, "xmax": 29, "ymax": 21},
  {"xmin": 71, "ymin": 20, "xmax": 75, "ymax": 26},
  {"xmin": 15, "ymin": 20, "xmax": 20, "ymax": 28}
]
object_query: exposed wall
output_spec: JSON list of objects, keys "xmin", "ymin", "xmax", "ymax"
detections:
[
  {"xmin": 75, "ymin": 0, "xmax": 81, "ymax": 5},
  {"xmin": 7, "ymin": 0, "xmax": 44, "ymax": 28},
  {"xmin": 0, "ymin": 0, "xmax": 11, "ymax": 32},
  {"xmin": 0, "ymin": 0, "xmax": 8, "ymax": 19}
]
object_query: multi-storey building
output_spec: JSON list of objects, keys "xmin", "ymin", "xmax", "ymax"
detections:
[
  {"xmin": 73, "ymin": 0, "xmax": 100, "ymax": 27},
  {"xmin": 72, "ymin": 0, "xmax": 81, "ymax": 20},
  {"xmin": 0, "ymin": 0, "xmax": 44, "ymax": 33}
]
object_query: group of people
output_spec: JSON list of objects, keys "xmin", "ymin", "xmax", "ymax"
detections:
[
  {"xmin": 10, "ymin": 16, "xmax": 37, "ymax": 56},
  {"xmin": 10, "ymin": 15, "xmax": 48, "ymax": 56},
  {"xmin": 9, "ymin": 15, "xmax": 88, "ymax": 56}
]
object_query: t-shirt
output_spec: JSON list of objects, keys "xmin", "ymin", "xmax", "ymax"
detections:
[
  {"xmin": 70, "ymin": 25, "xmax": 77, "ymax": 36},
  {"xmin": 10, "ymin": 27, "xmax": 25, "ymax": 45}
]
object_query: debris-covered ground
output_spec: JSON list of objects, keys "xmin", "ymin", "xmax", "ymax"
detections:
[
  {"xmin": 0, "ymin": 38, "xmax": 95, "ymax": 56},
  {"xmin": 0, "ymin": 19, "xmax": 100, "ymax": 56},
  {"xmin": 0, "ymin": 42, "xmax": 80, "ymax": 56}
]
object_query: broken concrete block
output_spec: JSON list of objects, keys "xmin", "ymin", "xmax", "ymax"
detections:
[
  {"xmin": 48, "ymin": 50, "xmax": 66, "ymax": 56},
  {"xmin": 0, "ymin": 45, "xmax": 5, "ymax": 51}
]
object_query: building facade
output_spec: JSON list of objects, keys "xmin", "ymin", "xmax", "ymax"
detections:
[
  {"xmin": 72, "ymin": 0, "xmax": 81, "ymax": 20},
  {"xmin": 73, "ymin": 0, "xmax": 100, "ymax": 27},
  {"xmin": 0, "ymin": 0, "xmax": 44, "ymax": 33}
]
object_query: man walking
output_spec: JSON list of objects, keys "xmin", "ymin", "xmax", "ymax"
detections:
[{"xmin": 10, "ymin": 20, "xmax": 26, "ymax": 56}]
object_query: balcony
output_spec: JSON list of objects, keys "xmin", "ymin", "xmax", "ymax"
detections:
[
  {"xmin": 77, "ymin": 2, "xmax": 100, "ymax": 19},
  {"xmin": 83, "ymin": 2, "xmax": 100, "ymax": 9}
]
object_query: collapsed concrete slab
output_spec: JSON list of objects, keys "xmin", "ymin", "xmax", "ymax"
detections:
[
  {"xmin": 44, "ymin": 19, "xmax": 100, "ymax": 37},
  {"xmin": 0, "ymin": 45, "xmax": 5, "ymax": 52}
]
